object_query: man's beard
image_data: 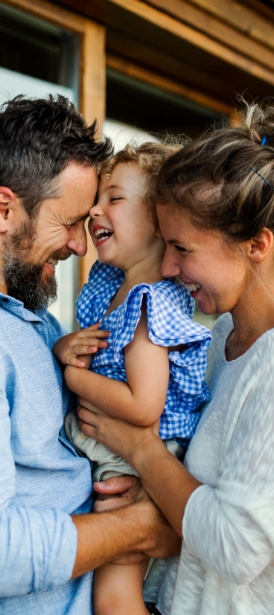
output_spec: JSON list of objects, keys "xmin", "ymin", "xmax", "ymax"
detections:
[{"xmin": 2, "ymin": 220, "xmax": 67, "ymax": 312}]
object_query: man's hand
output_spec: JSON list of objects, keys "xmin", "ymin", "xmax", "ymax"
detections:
[
  {"xmin": 93, "ymin": 475, "xmax": 142, "ymax": 512},
  {"xmin": 141, "ymin": 501, "xmax": 182, "ymax": 560},
  {"xmin": 53, "ymin": 323, "xmax": 110, "ymax": 368},
  {"xmin": 71, "ymin": 492, "xmax": 182, "ymax": 579},
  {"xmin": 94, "ymin": 477, "xmax": 154, "ymax": 565}
]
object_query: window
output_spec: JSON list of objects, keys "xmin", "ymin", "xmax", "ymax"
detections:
[{"xmin": 0, "ymin": 1, "xmax": 79, "ymax": 331}]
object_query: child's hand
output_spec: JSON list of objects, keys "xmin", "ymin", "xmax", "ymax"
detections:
[{"xmin": 53, "ymin": 323, "xmax": 110, "ymax": 368}]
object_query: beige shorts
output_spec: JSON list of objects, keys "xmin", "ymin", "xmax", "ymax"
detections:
[{"xmin": 65, "ymin": 409, "xmax": 184, "ymax": 482}]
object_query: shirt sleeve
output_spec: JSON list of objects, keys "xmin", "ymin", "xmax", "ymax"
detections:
[
  {"xmin": 183, "ymin": 343, "xmax": 274, "ymax": 585},
  {"xmin": 0, "ymin": 356, "xmax": 78, "ymax": 597}
]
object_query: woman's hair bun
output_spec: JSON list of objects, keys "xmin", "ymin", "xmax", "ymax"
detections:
[
  {"xmin": 154, "ymin": 99, "xmax": 274, "ymax": 243},
  {"xmin": 242, "ymin": 100, "xmax": 274, "ymax": 150}
]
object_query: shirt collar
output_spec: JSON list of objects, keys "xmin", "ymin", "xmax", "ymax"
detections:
[{"xmin": 0, "ymin": 291, "xmax": 44, "ymax": 322}]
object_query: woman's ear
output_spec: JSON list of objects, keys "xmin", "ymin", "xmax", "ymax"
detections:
[
  {"xmin": 0, "ymin": 187, "xmax": 17, "ymax": 233},
  {"xmin": 247, "ymin": 228, "xmax": 273, "ymax": 262}
]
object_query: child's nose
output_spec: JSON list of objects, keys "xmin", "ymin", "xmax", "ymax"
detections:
[{"xmin": 89, "ymin": 203, "xmax": 103, "ymax": 218}]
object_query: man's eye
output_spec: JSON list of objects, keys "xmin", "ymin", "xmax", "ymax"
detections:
[{"xmin": 175, "ymin": 245, "xmax": 187, "ymax": 253}]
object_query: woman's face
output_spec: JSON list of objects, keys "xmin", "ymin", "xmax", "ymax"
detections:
[{"xmin": 157, "ymin": 205, "xmax": 249, "ymax": 315}]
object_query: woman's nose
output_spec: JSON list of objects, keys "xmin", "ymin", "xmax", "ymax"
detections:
[{"xmin": 161, "ymin": 249, "xmax": 181, "ymax": 278}]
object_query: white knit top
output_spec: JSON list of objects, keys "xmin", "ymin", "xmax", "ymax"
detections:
[{"xmin": 144, "ymin": 313, "xmax": 274, "ymax": 615}]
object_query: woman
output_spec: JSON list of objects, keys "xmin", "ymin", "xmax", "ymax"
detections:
[{"xmin": 78, "ymin": 101, "xmax": 274, "ymax": 614}]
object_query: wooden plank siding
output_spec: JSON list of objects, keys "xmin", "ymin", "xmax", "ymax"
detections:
[
  {"xmin": 54, "ymin": 0, "xmax": 274, "ymax": 110},
  {"xmin": 106, "ymin": 52, "xmax": 235, "ymax": 116},
  {"xmin": 147, "ymin": 0, "xmax": 274, "ymax": 67},
  {"xmin": 106, "ymin": 0, "xmax": 274, "ymax": 85}
]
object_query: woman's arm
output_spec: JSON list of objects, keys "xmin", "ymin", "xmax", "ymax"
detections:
[
  {"xmin": 77, "ymin": 403, "xmax": 201, "ymax": 536},
  {"xmin": 65, "ymin": 307, "xmax": 170, "ymax": 426},
  {"xmin": 78, "ymin": 350, "xmax": 274, "ymax": 584}
]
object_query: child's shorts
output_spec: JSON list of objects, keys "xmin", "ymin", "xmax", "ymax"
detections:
[{"xmin": 65, "ymin": 409, "xmax": 184, "ymax": 482}]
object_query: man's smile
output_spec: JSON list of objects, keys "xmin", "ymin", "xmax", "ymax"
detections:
[{"xmin": 44, "ymin": 258, "xmax": 59, "ymax": 274}]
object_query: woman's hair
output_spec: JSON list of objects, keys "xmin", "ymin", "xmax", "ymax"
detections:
[
  {"xmin": 99, "ymin": 140, "xmax": 183, "ymax": 225},
  {"xmin": 154, "ymin": 101, "xmax": 274, "ymax": 243}
]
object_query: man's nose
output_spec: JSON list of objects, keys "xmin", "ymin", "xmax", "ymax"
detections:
[
  {"xmin": 161, "ymin": 249, "xmax": 181, "ymax": 278},
  {"xmin": 67, "ymin": 224, "xmax": 87, "ymax": 257}
]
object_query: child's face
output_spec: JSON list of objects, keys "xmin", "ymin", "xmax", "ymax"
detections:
[{"xmin": 89, "ymin": 162, "xmax": 160, "ymax": 270}]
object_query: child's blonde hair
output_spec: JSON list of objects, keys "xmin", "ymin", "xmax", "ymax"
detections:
[{"xmin": 99, "ymin": 140, "xmax": 184, "ymax": 227}]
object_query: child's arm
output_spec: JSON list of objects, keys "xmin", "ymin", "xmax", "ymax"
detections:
[
  {"xmin": 65, "ymin": 305, "xmax": 169, "ymax": 427},
  {"xmin": 53, "ymin": 323, "xmax": 110, "ymax": 368}
]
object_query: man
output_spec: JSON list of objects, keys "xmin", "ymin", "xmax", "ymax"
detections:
[{"xmin": 0, "ymin": 95, "xmax": 179, "ymax": 614}]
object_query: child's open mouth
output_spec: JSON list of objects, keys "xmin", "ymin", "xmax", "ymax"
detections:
[{"xmin": 93, "ymin": 226, "xmax": 114, "ymax": 245}]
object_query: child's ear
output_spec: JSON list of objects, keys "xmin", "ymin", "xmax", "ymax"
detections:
[
  {"xmin": 0, "ymin": 187, "xmax": 17, "ymax": 233},
  {"xmin": 247, "ymin": 228, "xmax": 273, "ymax": 262}
]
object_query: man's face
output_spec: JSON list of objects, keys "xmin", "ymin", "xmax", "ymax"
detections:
[{"xmin": 2, "ymin": 163, "xmax": 98, "ymax": 311}]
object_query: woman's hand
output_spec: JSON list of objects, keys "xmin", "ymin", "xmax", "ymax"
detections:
[
  {"xmin": 77, "ymin": 398, "xmax": 160, "ymax": 467},
  {"xmin": 53, "ymin": 323, "xmax": 110, "ymax": 368},
  {"xmin": 77, "ymin": 398, "xmax": 202, "ymax": 537}
]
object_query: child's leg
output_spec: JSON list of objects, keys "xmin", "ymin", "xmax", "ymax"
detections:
[{"xmin": 93, "ymin": 560, "xmax": 150, "ymax": 615}]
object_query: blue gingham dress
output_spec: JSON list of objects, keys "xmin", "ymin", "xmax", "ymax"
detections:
[{"xmin": 76, "ymin": 261, "xmax": 212, "ymax": 444}]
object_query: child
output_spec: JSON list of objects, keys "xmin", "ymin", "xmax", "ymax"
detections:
[{"xmin": 54, "ymin": 142, "xmax": 212, "ymax": 615}]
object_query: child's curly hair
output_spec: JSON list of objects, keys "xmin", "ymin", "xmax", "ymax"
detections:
[{"xmin": 99, "ymin": 140, "xmax": 184, "ymax": 228}]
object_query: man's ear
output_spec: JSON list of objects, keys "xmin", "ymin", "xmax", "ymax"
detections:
[
  {"xmin": 247, "ymin": 228, "xmax": 273, "ymax": 262},
  {"xmin": 0, "ymin": 187, "xmax": 17, "ymax": 233}
]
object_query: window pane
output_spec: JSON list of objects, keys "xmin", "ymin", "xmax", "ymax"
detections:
[
  {"xmin": 0, "ymin": 2, "xmax": 79, "ymax": 332},
  {"xmin": 0, "ymin": 2, "xmax": 78, "ymax": 90}
]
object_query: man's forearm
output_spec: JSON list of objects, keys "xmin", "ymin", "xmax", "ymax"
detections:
[{"xmin": 71, "ymin": 500, "xmax": 181, "ymax": 578}]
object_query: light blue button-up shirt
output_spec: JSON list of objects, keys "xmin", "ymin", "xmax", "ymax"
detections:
[{"xmin": 0, "ymin": 293, "xmax": 93, "ymax": 614}]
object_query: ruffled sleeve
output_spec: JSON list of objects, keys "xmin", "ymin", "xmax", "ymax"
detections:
[
  {"xmin": 111, "ymin": 279, "xmax": 211, "ymax": 360},
  {"xmin": 108, "ymin": 280, "xmax": 211, "ymax": 440},
  {"xmin": 76, "ymin": 260, "xmax": 124, "ymax": 329}
]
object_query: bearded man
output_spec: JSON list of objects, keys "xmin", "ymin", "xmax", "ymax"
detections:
[{"xmin": 0, "ymin": 95, "xmax": 179, "ymax": 615}]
